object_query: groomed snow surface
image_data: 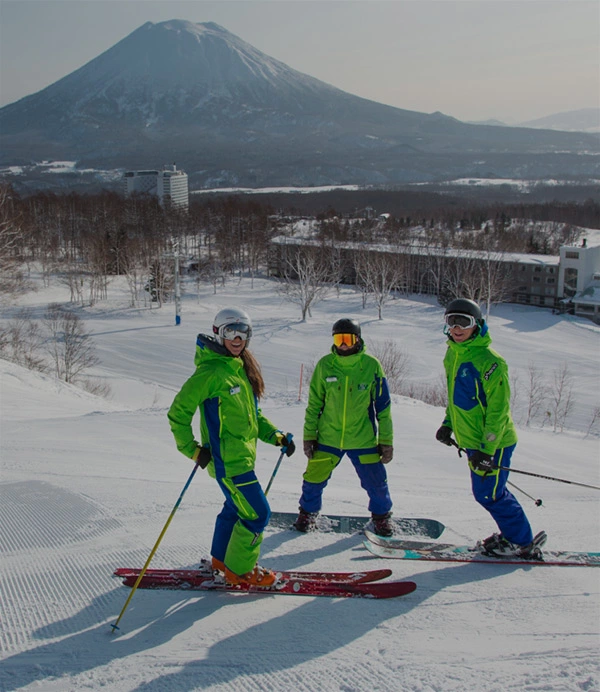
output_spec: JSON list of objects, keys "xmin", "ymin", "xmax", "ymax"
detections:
[{"xmin": 1, "ymin": 273, "xmax": 599, "ymax": 692}]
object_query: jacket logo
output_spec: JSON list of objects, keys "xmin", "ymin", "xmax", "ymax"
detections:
[
  {"xmin": 484, "ymin": 363, "xmax": 498, "ymax": 380},
  {"xmin": 326, "ymin": 376, "xmax": 337, "ymax": 382},
  {"xmin": 230, "ymin": 385, "xmax": 241, "ymax": 395},
  {"xmin": 358, "ymin": 384, "xmax": 368, "ymax": 390}
]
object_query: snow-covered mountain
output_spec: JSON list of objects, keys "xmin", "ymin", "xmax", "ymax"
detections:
[
  {"xmin": 1, "ymin": 20, "xmax": 598, "ymax": 188},
  {"xmin": 519, "ymin": 108, "xmax": 600, "ymax": 134}
]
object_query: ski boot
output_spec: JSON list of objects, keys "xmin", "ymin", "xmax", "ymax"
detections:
[
  {"xmin": 371, "ymin": 511, "xmax": 394, "ymax": 537},
  {"xmin": 294, "ymin": 508, "xmax": 318, "ymax": 532},
  {"xmin": 480, "ymin": 530, "xmax": 547, "ymax": 559}
]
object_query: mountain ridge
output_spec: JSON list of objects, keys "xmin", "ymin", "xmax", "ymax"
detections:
[{"xmin": 1, "ymin": 19, "xmax": 598, "ymax": 189}]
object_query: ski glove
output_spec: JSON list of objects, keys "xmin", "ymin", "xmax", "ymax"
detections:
[
  {"xmin": 377, "ymin": 444, "xmax": 394, "ymax": 464},
  {"xmin": 303, "ymin": 440, "xmax": 318, "ymax": 459},
  {"xmin": 192, "ymin": 445, "xmax": 212, "ymax": 469},
  {"xmin": 435, "ymin": 425, "xmax": 454, "ymax": 446},
  {"xmin": 469, "ymin": 450, "xmax": 496, "ymax": 474},
  {"xmin": 276, "ymin": 432, "xmax": 296, "ymax": 457}
]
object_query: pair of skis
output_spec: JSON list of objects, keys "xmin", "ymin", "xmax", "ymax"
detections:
[
  {"xmin": 114, "ymin": 513, "xmax": 600, "ymax": 607},
  {"xmin": 362, "ymin": 530, "xmax": 600, "ymax": 567},
  {"xmin": 113, "ymin": 565, "xmax": 416, "ymax": 599},
  {"xmin": 113, "ymin": 512, "xmax": 443, "ymax": 600}
]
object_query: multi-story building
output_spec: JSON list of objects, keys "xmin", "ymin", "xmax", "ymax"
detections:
[
  {"xmin": 558, "ymin": 239, "xmax": 600, "ymax": 322},
  {"xmin": 268, "ymin": 235, "xmax": 600, "ymax": 321},
  {"xmin": 123, "ymin": 164, "xmax": 189, "ymax": 210}
]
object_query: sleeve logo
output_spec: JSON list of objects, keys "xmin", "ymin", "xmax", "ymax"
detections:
[{"xmin": 484, "ymin": 363, "xmax": 498, "ymax": 380}]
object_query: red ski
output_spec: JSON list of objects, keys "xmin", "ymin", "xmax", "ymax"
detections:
[
  {"xmin": 114, "ymin": 565, "xmax": 392, "ymax": 585},
  {"xmin": 113, "ymin": 567, "xmax": 415, "ymax": 599}
]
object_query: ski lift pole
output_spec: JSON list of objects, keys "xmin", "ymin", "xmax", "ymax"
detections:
[{"xmin": 110, "ymin": 463, "xmax": 199, "ymax": 634}]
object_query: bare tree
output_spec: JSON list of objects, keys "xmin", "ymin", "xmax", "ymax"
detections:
[
  {"xmin": 0, "ymin": 184, "xmax": 27, "ymax": 297},
  {"xmin": 478, "ymin": 250, "xmax": 513, "ymax": 319},
  {"xmin": 0, "ymin": 309, "xmax": 47, "ymax": 373},
  {"xmin": 550, "ymin": 362, "xmax": 574, "ymax": 433},
  {"xmin": 524, "ymin": 361, "xmax": 548, "ymax": 427},
  {"xmin": 354, "ymin": 251, "xmax": 403, "ymax": 319},
  {"xmin": 278, "ymin": 246, "xmax": 333, "ymax": 321},
  {"xmin": 585, "ymin": 406, "xmax": 600, "ymax": 438},
  {"xmin": 369, "ymin": 339, "xmax": 411, "ymax": 395},
  {"xmin": 43, "ymin": 304, "xmax": 100, "ymax": 384}
]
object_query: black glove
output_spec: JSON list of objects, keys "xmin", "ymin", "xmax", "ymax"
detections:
[
  {"xmin": 469, "ymin": 450, "xmax": 496, "ymax": 473},
  {"xmin": 193, "ymin": 446, "xmax": 212, "ymax": 469},
  {"xmin": 377, "ymin": 444, "xmax": 393, "ymax": 464},
  {"xmin": 303, "ymin": 440, "xmax": 318, "ymax": 458},
  {"xmin": 277, "ymin": 432, "xmax": 296, "ymax": 457},
  {"xmin": 435, "ymin": 425, "xmax": 454, "ymax": 446}
]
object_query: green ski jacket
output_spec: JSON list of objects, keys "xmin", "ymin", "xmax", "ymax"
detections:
[
  {"xmin": 303, "ymin": 344, "xmax": 393, "ymax": 450},
  {"xmin": 442, "ymin": 323, "xmax": 517, "ymax": 456},
  {"xmin": 168, "ymin": 334, "xmax": 280, "ymax": 479}
]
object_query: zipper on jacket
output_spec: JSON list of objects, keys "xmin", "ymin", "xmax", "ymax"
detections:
[
  {"xmin": 340, "ymin": 376, "xmax": 349, "ymax": 448},
  {"xmin": 449, "ymin": 350, "xmax": 459, "ymax": 433}
]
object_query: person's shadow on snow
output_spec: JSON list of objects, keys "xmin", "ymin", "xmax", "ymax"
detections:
[
  {"xmin": 0, "ymin": 587, "xmax": 225, "ymax": 692},
  {"xmin": 124, "ymin": 558, "xmax": 528, "ymax": 691},
  {"xmin": 0, "ymin": 558, "xmax": 527, "ymax": 692}
]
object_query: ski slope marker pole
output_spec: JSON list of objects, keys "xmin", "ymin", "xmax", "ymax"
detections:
[
  {"xmin": 110, "ymin": 463, "xmax": 199, "ymax": 634},
  {"xmin": 265, "ymin": 433, "xmax": 293, "ymax": 497}
]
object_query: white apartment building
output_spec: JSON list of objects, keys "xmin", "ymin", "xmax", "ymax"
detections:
[{"xmin": 123, "ymin": 165, "xmax": 189, "ymax": 210}]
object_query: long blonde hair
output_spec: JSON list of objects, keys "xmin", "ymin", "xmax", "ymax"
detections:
[{"xmin": 241, "ymin": 348, "xmax": 265, "ymax": 399}]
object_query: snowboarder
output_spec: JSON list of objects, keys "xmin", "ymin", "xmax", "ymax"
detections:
[
  {"xmin": 295, "ymin": 318, "xmax": 395, "ymax": 536},
  {"xmin": 435, "ymin": 298, "xmax": 545, "ymax": 558},
  {"xmin": 168, "ymin": 307, "xmax": 295, "ymax": 586}
]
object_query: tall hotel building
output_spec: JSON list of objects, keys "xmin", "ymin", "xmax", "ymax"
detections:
[{"xmin": 123, "ymin": 165, "xmax": 189, "ymax": 210}]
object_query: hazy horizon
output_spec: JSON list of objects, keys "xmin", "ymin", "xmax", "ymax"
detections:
[{"xmin": 1, "ymin": 0, "xmax": 598, "ymax": 123}]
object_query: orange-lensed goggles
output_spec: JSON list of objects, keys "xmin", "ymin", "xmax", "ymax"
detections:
[{"xmin": 333, "ymin": 333, "xmax": 357, "ymax": 347}]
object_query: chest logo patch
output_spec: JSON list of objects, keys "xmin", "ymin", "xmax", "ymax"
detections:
[
  {"xmin": 326, "ymin": 376, "xmax": 338, "ymax": 383},
  {"xmin": 230, "ymin": 385, "xmax": 241, "ymax": 395}
]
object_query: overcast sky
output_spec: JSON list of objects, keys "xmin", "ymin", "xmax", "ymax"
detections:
[{"xmin": 1, "ymin": 0, "xmax": 598, "ymax": 123}]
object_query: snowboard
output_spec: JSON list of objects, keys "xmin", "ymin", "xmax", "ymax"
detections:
[
  {"xmin": 363, "ymin": 530, "xmax": 600, "ymax": 567},
  {"xmin": 268, "ymin": 510, "xmax": 445, "ymax": 539}
]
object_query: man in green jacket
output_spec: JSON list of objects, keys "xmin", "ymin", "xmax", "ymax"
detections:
[
  {"xmin": 295, "ymin": 318, "xmax": 395, "ymax": 536},
  {"xmin": 435, "ymin": 298, "xmax": 545, "ymax": 559}
]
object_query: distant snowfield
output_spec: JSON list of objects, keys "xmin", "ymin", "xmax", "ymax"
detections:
[
  {"xmin": 3, "ymin": 160, "xmax": 600, "ymax": 195},
  {"xmin": 1, "ymin": 273, "xmax": 599, "ymax": 692}
]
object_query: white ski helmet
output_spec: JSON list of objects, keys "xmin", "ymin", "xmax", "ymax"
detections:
[{"xmin": 212, "ymin": 307, "xmax": 253, "ymax": 345}]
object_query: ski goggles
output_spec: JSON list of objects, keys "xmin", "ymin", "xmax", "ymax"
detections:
[
  {"xmin": 220, "ymin": 322, "xmax": 252, "ymax": 341},
  {"xmin": 445, "ymin": 313, "xmax": 477, "ymax": 329},
  {"xmin": 333, "ymin": 333, "xmax": 357, "ymax": 347}
]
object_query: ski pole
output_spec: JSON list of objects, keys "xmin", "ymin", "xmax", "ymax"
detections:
[
  {"xmin": 449, "ymin": 439, "xmax": 600, "ymax": 491},
  {"xmin": 498, "ymin": 466, "xmax": 600, "ymax": 490},
  {"xmin": 110, "ymin": 463, "xmax": 199, "ymax": 634},
  {"xmin": 265, "ymin": 433, "xmax": 293, "ymax": 497},
  {"xmin": 507, "ymin": 480, "xmax": 543, "ymax": 507}
]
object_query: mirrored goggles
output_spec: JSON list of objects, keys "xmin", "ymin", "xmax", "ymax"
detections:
[
  {"xmin": 221, "ymin": 322, "xmax": 251, "ymax": 341},
  {"xmin": 333, "ymin": 333, "xmax": 357, "ymax": 347},
  {"xmin": 445, "ymin": 313, "xmax": 477, "ymax": 329}
]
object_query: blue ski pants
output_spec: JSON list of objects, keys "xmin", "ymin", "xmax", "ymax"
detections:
[
  {"xmin": 211, "ymin": 470, "xmax": 271, "ymax": 576},
  {"xmin": 299, "ymin": 444, "xmax": 392, "ymax": 516},
  {"xmin": 468, "ymin": 444, "xmax": 533, "ymax": 546}
]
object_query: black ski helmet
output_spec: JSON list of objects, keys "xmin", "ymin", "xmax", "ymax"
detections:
[
  {"xmin": 332, "ymin": 318, "xmax": 361, "ymax": 338},
  {"xmin": 445, "ymin": 298, "xmax": 483, "ymax": 324}
]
